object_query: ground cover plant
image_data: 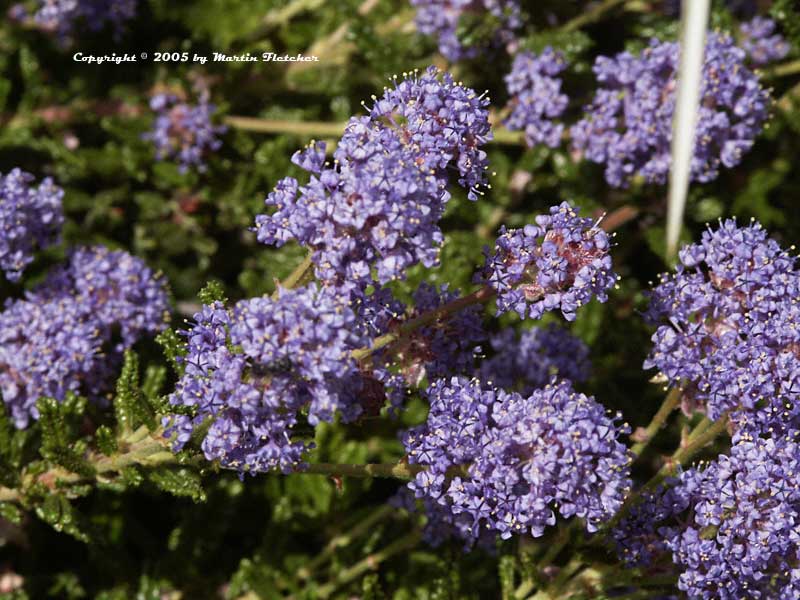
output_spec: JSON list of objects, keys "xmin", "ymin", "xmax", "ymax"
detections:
[{"xmin": 2, "ymin": 0, "xmax": 800, "ymax": 598}]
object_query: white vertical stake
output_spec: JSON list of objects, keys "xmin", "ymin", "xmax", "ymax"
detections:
[{"xmin": 666, "ymin": 0, "xmax": 711, "ymax": 258}]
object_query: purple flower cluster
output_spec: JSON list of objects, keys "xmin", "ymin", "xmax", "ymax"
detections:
[
  {"xmin": 571, "ymin": 32, "xmax": 770, "ymax": 187},
  {"xmin": 1, "ymin": 168, "xmax": 64, "ymax": 282},
  {"xmin": 256, "ymin": 67, "xmax": 491, "ymax": 292},
  {"xmin": 144, "ymin": 92, "xmax": 225, "ymax": 174},
  {"xmin": 740, "ymin": 17, "xmax": 791, "ymax": 65},
  {"xmin": 33, "ymin": 0, "xmax": 137, "ymax": 38},
  {"xmin": 644, "ymin": 219, "xmax": 800, "ymax": 434},
  {"xmin": 0, "ymin": 246, "xmax": 169, "ymax": 428},
  {"xmin": 367, "ymin": 69, "xmax": 492, "ymax": 198},
  {"xmin": 478, "ymin": 324, "xmax": 590, "ymax": 393},
  {"xmin": 504, "ymin": 48, "xmax": 568, "ymax": 149},
  {"xmin": 612, "ymin": 483, "xmax": 683, "ymax": 568},
  {"xmin": 615, "ymin": 434, "xmax": 800, "ymax": 599},
  {"xmin": 403, "ymin": 378, "xmax": 631, "ymax": 546},
  {"xmin": 164, "ymin": 285, "xmax": 371, "ymax": 474},
  {"xmin": 479, "ymin": 202, "xmax": 617, "ymax": 321},
  {"xmin": 616, "ymin": 217, "xmax": 800, "ymax": 595},
  {"xmin": 410, "ymin": 0, "xmax": 521, "ymax": 61}
]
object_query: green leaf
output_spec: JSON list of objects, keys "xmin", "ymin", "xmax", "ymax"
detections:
[
  {"xmin": 37, "ymin": 398, "xmax": 66, "ymax": 452},
  {"xmin": 45, "ymin": 447, "xmax": 96, "ymax": 479},
  {"xmin": 35, "ymin": 494, "xmax": 90, "ymax": 543},
  {"xmin": 113, "ymin": 350, "xmax": 155, "ymax": 434},
  {"xmin": 644, "ymin": 224, "xmax": 691, "ymax": 267},
  {"xmin": 517, "ymin": 30, "xmax": 593, "ymax": 63},
  {"xmin": 148, "ymin": 467, "xmax": 206, "ymax": 502},
  {"xmin": 120, "ymin": 466, "xmax": 144, "ymax": 488},
  {"xmin": 37, "ymin": 395, "xmax": 91, "ymax": 477},
  {"xmin": 498, "ymin": 554, "xmax": 516, "ymax": 600},
  {"xmin": 731, "ymin": 160, "xmax": 790, "ymax": 227},
  {"xmin": 772, "ymin": 0, "xmax": 800, "ymax": 49},
  {"xmin": 95, "ymin": 426, "xmax": 118, "ymax": 457},
  {"xmin": 361, "ymin": 574, "xmax": 385, "ymax": 600},
  {"xmin": 226, "ymin": 557, "xmax": 286, "ymax": 600},
  {"xmin": 156, "ymin": 328, "xmax": 187, "ymax": 376},
  {"xmin": 142, "ymin": 365, "xmax": 168, "ymax": 411},
  {"xmin": 48, "ymin": 572, "xmax": 86, "ymax": 600},
  {"xmin": 0, "ymin": 502, "xmax": 22, "ymax": 524},
  {"xmin": 0, "ymin": 407, "xmax": 29, "ymax": 485},
  {"xmin": 197, "ymin": 279, "xmax": 228, "ymax": 305}
]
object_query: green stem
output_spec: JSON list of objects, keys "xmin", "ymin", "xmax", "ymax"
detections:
[
  {"xmin": 514, "ymin": 523, "xmax": 575, "ymax": 599},
  {"xmin": 302, "ymin": 462, "xmax": 422, "ymax": 479},
  {"xmin": 576, "ymin": 562, "xmax": 677, "ymax": 594},
  {"xmin": 560, "ymin": 0, "xmax": 628, "ymax": 32},
  {"xmin": 630, "ymin": 388, "xmax": 682, "ymax": 457},
  {"xmin": 273, "ymin": 251, "xmax": 315, "ymax": 298},
  {"xmin": 225, "ymin": 115, "xmax": 526, "ymax": 146},
  {"xmin": 0, "ymin": 487, "xmax": 20, "ymax": 503},
  {"xmin": 0, "ymin": 428, "xmax": 177, "ymax": 504},
  {"xmin": 228, "ymin": 0, "xmax": 632, "ymax": 141},
  {"xmin": 491, "ymin": 127, "xmax": 526, "ymax": 145},
  {"xmin": 644, "ymin": 415, "xmax": 728, "ymax": 491},
  {"xmin": 684, "ymin": 415, "xmax": 713, "ymax": 445},
  {"xmin": 548, "ymin": 557, "xmax": 584, "ymax": 595},
  {"xmin": 778, "ymin": 81, "xmax": 800, "ymax": 112},
  {"xmin": 94, "ymin": 430, "xmax": 174, "ymax": 473},
  {"xmin": 297, "ymin": 504, "xmax": 395, "ymax": 581},
  {"xmin": 767, "ymin": 58, "xmax": 800, "ymax": 79},
  {"xmin": 537, "ymin": 530, "xmax": 572, "ymax": 570},
  {"xmin": 261, "ymin": 0, "xmax": 325, "ymax": 28},
  {"xmin": 513, "ymin": 580, "xmax": 536, "ymax": 600},
  {"xmin": 313, "ymin": 531, "xmax": 422, "ymax": 599},
  {"xmin": 224, "ymin": 116, "xmax": 346, "ymax": 138},
  {"xmin": 352, "ymin": 286, "xmax": 496, "ymax": 361},
  {"xmin": 606, "ymin": 589, "xmax": 670, "ymax": 600},
  {"xmin": 604, "ymin": 414, "xmax": 729, "ymax": 532}
]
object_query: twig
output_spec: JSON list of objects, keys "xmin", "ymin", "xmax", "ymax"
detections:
[
  {"xmin": 768, "ymin": 58, "xmax": 800, "ymax": 79},
  {"xmin": 604, "ymin": 414, "xmax": 728, "ymax": 532},
  {"xmin": 302, "ymin": 462, "xmax": 423, "ymax": 479},
  {"xmin": 272, "ymin": 251, "xmax": 315, "ymax": 297},
  {"xmin": 296, "ymin": 504, "xmax": 395, "ymax": 580},
  {"xmin": 225, "ymin": 115, "xmax": 525, "ymax": 146},
  {"xmin": 630, "ymin": 388, "xmax": 682, "ymax": 457},
  {"xmin": 223, "ymin": 116, "xmax": 345, "ymax": 138},
  {"xmin": 351, "ymin": 286, "xmax": 496, "ymax": 361},
  {"xmin": 0, "ymin": 426, "xmax": 177, "ymax": 505},
  {"xmin": 560, "ymin": 0, "xmax": 629, "ymax": 32},
  {"xmin": 312, "ymin": 531, "xmax": 422, "ymax": 599}
]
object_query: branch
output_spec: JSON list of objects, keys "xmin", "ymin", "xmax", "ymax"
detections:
[
  {"xmin": 767, "ymin": 58, "xmax": 800, "ymax": 79},
  {"xmin": 225, "ymin": 115, "xmax": 525, "ymax": 146},
  {"xmin": 630, "ymin": 387, "xmax": 682, "ymax": 457},
  {"xmin": 302, "ymin": 461, "xmax": 423, "ymax": 479},
  {"xmin": 351, "ymin": 286, "xmax": 496, "ymax": 362},
  {"xmin": 0, "ymin": 425, "xmax": 177, "ymax": 505},
  {"xmin": 272, "ymin": 251, "xmax": 315, "ymax": 297},
  {"xmin": 313, "ymin": 531, "xmax": 422, "ymax": 599},
  {"xmin": 223, "ymin": 116, "xmax": 346, "ymax": 138},
  {"xmin": 645, "ymin": 414, "xmax": 728, "ymax": 490},
  {"xmin": 560, "ymin": 0, "xmax": 629, "ymax": 32},
  {"xmin": 296, "ymin": 504, "xmax": 395, "ymax": 581},
  {"xmin": 603, "ymin": 414, "xmax": 729, "ymax": 532}
]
